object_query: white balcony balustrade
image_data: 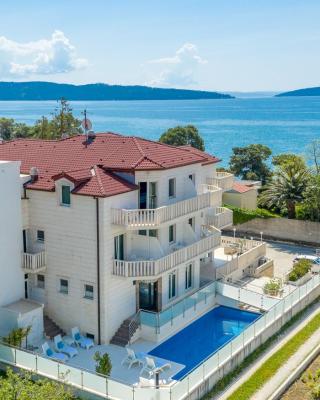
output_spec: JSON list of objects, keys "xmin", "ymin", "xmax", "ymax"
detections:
[
  {"xmin": 207, "ymin": 172, "xmax": 234, "ymax": 191},
  {"xmin": 206, "ymin": 207, "xmax": 233, "ymax": 229},
  {"xmin": 113, "ymin": 226, "xmax": 221, "ymax": 278},
  {"xmin": 22, "ymin": 251, "xmax": 46, "ymax": 273},
  {"xmin": 112, "ymin": 186, "xmax": 222, "ymax": 228}
]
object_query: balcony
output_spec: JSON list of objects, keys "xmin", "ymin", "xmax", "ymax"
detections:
[
  {"xmin": 206, "ymin": 207, "xmax": 233, "ymax": 229},
  {"xmin": 22, "ymin": 251, "xmax": 46, "ymax": 273},
  {"xmin": 113, "ymin": 226, "xmax": 221, "ymax": 278},
  {"xmin": 112, "ymin": 185, "xmax": 222, "ymax": 229},
  {"xmin": 207, "ymin": 172, "xmax": 234, "ymax": 191}
]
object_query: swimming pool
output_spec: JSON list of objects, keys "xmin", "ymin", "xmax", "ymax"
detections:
[{"xmin": 149, "ymin": 305, "xmax": 260, "ymax": 380}]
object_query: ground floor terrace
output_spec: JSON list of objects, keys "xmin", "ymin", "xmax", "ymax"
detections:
[{"xmin": 1, "ymin": 239, "xmax": 319, "ymax": 400}]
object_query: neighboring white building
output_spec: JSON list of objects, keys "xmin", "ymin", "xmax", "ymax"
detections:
[
  {"xmin": 0, "ymin": 160, "xmax": 43, "ymax": 345},
  {"xmin": 0, "ymin": 160, "xmax": 24, "ymax": 306},
  {"xmin": 0, "ymin": 133, "xmax": 242, "ymax": 345}
]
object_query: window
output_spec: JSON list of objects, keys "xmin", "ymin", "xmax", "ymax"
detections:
[
  {"xmin": 169, "ymin": 224, "xmax": 176, "ymax": 243},
  {"xmin": 188, "ymin": 217, "xmax": 195, "ymax": 231},
  {"xmin": 149, "ymin": 229, "xmax": 157, "ymax": 238},
  {"xmin": 84, "ymin": 284, "xmax": 94, "ymax": 300},
  {"xmin": 139, "ymin": 229, "xmax": 158, "ymax": 237},
  {"xmin": 61, "ymin": 185, "xmax": 71, "ymax": 206},
  {"xmin": 59, "ymin": 278, "xmax": 69, "ymax": 294},
  {"xmin": 188, "ymin": 174, "xmax": 195, "ymax": 184},
  {"xmin": 185, "ymin": 264, "xmax": 193, "ymax": 290},
  {"xmin": 37, "ymin": 274, "xmax": 45, "ymax": 289},
  {"xmin": 168, "ymin": 272, "xmax": 176, "ymax": 299},
  {"xmin": 86, "ymin": 333, "xmax": 95, "ymax": 340},
  {"xmin": 168, "ymin": 178, "xmax": 176, "ymax": 198},
  {"xmin": 37, "ymin": 230, "xmax": 45, "ymax": 242}
]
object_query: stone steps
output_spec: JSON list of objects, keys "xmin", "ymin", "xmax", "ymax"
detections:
[
  {"xmin": 110, "ymin": 318, "xmax": 139, "ymax": 347},
  {"xmin": 44, "ymin": 315, "xmax": 65, "ymax": 339}
]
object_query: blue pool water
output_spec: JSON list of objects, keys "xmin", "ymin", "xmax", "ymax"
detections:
[{"xmin": 149, "ymin": 306, "xmax": 260, "ymax": 380}]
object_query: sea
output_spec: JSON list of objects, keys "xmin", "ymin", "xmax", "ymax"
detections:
[{"xmin": 1, "ymin": 96, "xmax": 320, "ymax": 167}]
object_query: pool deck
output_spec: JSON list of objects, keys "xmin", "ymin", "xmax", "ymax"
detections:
[{"xmin": 36, "ymin": 338, "xmax": 184, "ymax": 386}]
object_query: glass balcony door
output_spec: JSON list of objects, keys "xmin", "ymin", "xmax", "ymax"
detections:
[
  {"xmin": 139, "ymin": 281, "xmax": 158, "ymax": 311},
  {"xmin": 139, "ymin": 182, "xmax": 157, "ymax": 209},
  {"xmin": 114, "ymin": 234, "xmax": 124, "ymax": 260}
]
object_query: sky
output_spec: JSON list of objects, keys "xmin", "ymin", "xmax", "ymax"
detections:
[{"xmin": 0, "ymin": 0, "xmax": 320, "ymax": 92}]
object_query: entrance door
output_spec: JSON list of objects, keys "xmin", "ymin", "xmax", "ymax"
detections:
[{"xmin": 139, "ymin": 281, "xmax": 158, "ymax": 311}]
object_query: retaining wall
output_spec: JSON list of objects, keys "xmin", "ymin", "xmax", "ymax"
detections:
[{"xmin": 225, "ymin": 217, "xmax": 320, "ymax": 246}]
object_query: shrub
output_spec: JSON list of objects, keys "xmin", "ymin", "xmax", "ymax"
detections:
[
  {"xmin": 288, "ymin": 259, "xmax": 312, "ymax": 282},
  {"xmin": 93, "ymin": 351, "xmax": 112, "ymax": 376},
  {"xmin": 302, "ymin": 369, "xmax": 320, "ymax": 399}
]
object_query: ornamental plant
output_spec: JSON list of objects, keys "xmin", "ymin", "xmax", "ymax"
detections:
[
  {"xmin": 263, "ymin": 278, "xmax": 282, "ymax": 296},
  {"xmin": 93, "ymin": 351, "xmax": 112, "ymax": 376}
]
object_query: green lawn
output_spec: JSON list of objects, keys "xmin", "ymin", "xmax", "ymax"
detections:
[{"xmin": 224, "ymin": 204, "xmax": 279, "ymax": 225}]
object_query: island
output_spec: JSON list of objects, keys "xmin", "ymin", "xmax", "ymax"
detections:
[
  {"xmin": 276, "ymin": 86, "xmax": 320, "ymax": 97},
  {"xmin": 0, "ymin": 81, "xmax": 234, "ymax": 101}
]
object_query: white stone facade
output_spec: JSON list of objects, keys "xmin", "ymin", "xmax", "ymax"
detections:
[{"xmin": 21, "ymin": 161, "xmax": 233, "ymax": 344}]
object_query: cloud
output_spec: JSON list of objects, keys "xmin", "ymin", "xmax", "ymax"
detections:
[
  {"xmin": 0, "ymin": 30, "xmax": 88, "ymax": 77},
  {"xmin": 147, "ymin": 43, "xmax": 207, "ymax": 88}
]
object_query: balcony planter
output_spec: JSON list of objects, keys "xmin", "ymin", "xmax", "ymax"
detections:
[{"xmin": 287, "ymin": 272, "xmax": 312, "ymax": 287}]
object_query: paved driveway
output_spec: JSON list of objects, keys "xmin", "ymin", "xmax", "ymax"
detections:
[{"xmin": 265, "ymin": 240, "xmax": 318, "ymax": 278}]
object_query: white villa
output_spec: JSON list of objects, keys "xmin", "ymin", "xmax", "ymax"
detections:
[{"xmin": 0, "ymin": 132, "xmax": 317, "ymax": 400}]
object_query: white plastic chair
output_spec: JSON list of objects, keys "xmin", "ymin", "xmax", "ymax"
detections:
[{"xmin": 121, "ymin": 347, "xmax": 144, "ymax": 369}]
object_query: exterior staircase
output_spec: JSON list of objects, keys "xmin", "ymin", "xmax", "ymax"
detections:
[
  {"xmin": 110, "ymin": 317, "xmax": 139, "ymax": 347},
  {"xmin": 44, "ymin": 315, "xmax": 65, "ymax": 339}
]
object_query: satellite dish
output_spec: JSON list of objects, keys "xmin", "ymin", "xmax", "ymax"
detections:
[{"xmin": 81, "ymin": 118, "xmax": 92, "ymax": 131}]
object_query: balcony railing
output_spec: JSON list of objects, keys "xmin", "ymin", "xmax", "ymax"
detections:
[
  {"xmin": 207, "ymin": 172, "xmax": 234, "ymax": 191},
  {"xmin": 22, "ymin": 251, "xmax": 46, "ymax": 273},
  {"xmin": 206, "ymin": 207, "xmax": 233, "ymax": 229},
  {"xmin": 112, "ymin": 185, "xmax": 222, "ymax": 228},
  {"xmin": 113, "ymin": 227, "xmax": 221, "ymax": 278}
]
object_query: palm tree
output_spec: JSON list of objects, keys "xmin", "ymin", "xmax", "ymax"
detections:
[{"xmin": 259, "ymin": 163, "xmax": 309, "ymax": 219}]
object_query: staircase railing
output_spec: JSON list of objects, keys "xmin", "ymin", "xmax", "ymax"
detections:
[{"xmin": 128, "ymin": 311, "xmax": 142, "ymax": 344}]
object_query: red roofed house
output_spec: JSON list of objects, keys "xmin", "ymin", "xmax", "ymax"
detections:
[
  {"xmin": 223, "ymin": 180, "xmax": 260, "ymax": 210},
  {"xmin": 0, "ymin": 132, "xmax": 238, "ymax": 346}
]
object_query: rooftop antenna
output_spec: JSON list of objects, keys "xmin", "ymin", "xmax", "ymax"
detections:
[{"xmin": 81, "ymin": 109, "xmax": 92, "ymax": 148}]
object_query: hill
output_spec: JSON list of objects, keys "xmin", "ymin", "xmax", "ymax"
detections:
[
  {"xmin": 276, "ymin": 86, "xmax": 320, "ymax": 97},
  {"xmin": 0, "ymin": 81, "xmax": 233, "ymax": 101}
]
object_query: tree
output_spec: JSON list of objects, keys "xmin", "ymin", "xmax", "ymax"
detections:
[
  {"xmin": 229, "ymin": 144, "xmax": 272, "ymax": 184},
  {"xmin": 0, "ymin": 368, "xmax": 74, "ymax": 399},
  {"xmin": 272, "ymin": 153, "xmax": 306, "ymax": 170},
  {"xmin": 298, "ymin": 175, "xmax": 320, "ymax": 222},
  {"xmin": 306, "ymin": 139, "xmax": 320, "ymax": 174},
  {"xmin": 259, "ymin": 162, "xmax": 309, "ymax": 219},
  {"xmin": 31, "ymin": 117, "xmax": 52, "ymax": 139},
  {"xmin": 159, "ymin": 125, "xmax": 205, "ymax": 151},
  {"xmin": 93, "ymin": 351, "xmax": 112, "ymax": 376},
  {"xmin": 0, "ymin": 118, "xmax": 15, "ymax": 140},
  {"xmin": 49, "ymin": 98, "xmax": 82, "ymax": 139}
]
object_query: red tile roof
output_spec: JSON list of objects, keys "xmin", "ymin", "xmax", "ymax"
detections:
[
  {"xmin": 232, "ymin": 182, "xmax": 256, "ymax": 193},
  {"xmin": 0, "ymin": 132, "xmax": 220, "ymax": 197},
  {"xmin": 178, "ymin": 145, "xmax": 221, "ymax": 165}
]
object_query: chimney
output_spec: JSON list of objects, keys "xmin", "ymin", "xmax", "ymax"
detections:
[{"xmin": 29, "ymin": 167, "xmax": 39, "ymax": 182}]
